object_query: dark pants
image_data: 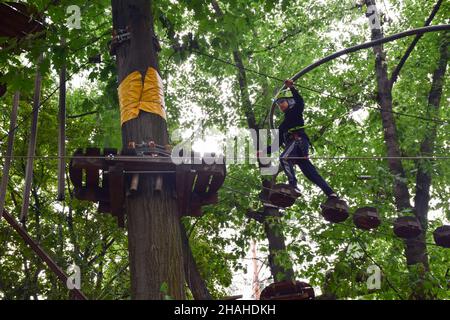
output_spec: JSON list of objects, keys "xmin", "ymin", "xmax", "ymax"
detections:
[{"xmin": 280, "ymin": 137, "xmax": 334, "ymax": 196}]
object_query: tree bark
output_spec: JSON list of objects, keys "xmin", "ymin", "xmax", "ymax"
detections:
[
  {"xmin": 365, "ymin": 1, "xmax": 412, "ymax": 212},
  {"xmin": 111, "ymin": 0, "xmax": 185, "ymax": 300},
  {"xmin": 57, "ymin": 40, "xmax": 66, "ymax": 201},
  {"xmin": 263, "ymin": 209, "xmax": 295, "ymax": 281},
  {"xmin": 0, "ymin": 91, "xmax": 20, "ymax": 219}
]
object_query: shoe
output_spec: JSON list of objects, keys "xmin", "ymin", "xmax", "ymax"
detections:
[
  {"xmin": 289, "ymin": 185, "xmax": 301, "ymax": 197},
  {"xmin": 328, "ymin": 193, "xmax": 339, "ymax": 199}
]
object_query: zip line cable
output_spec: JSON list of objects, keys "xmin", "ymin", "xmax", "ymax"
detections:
[
  {"xmin": 158, "ymin": 38, "xmax": 449, "ymax": 126},
  {"xmin": 0, "ymin": 155, "xmax": 449, "ymax": 161}
]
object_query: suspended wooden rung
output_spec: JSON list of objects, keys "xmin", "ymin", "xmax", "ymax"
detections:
[
  {"xmin": 320, "ymin": 197, "xmax": 349, "ymax": 223},
  {"xmin": 433, "ymin": 225, "xmax": 450, "ymax": 248},
  {"xmin": 393, "ymin": 216, "xmax": 422, "ymax": 239},
  {"xmin": 176, "ymin": 160, "xmax": 225, "ymax": 217},
  {"xmin": 69, "ymin": 148, "xmax": 109, "ymax": 202},
  {"xmin": 353, "ymin": 206, "xmax": 381, "ymax": 230},
  {"xmin": 268, "ymin": 184, "xmax": 300, "ymax": 208},
  {"xmin": 0, "ymin": 81, "xmax": 6, "ymax": 98},
  {"xmin": 260, "ymin": 280, "xmax": 315, "ymax": 300}
]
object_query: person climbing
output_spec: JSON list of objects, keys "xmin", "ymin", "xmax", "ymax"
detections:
[{"xmin": 259, "ymin": 79, "xmax": 338, "ymax": 199}]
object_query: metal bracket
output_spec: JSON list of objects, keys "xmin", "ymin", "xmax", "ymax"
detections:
[{"xmin": 110, "ymin": 27, "xmax": 132, "ymax": 55}]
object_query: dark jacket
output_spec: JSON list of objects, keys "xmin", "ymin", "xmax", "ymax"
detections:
[{"xmin": 267, "ymin": 86, "xmax": 309, "ymax": 154}]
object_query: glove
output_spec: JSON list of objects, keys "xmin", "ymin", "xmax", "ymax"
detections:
[{"xmin": 284, "ymin": 79, "xmax": 294, "ymax": 88}]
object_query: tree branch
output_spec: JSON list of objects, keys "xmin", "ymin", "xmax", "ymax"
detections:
[
  {"xmin": 67, "ymin": 110, "xmax": 98, "ymax": 119},
  {"xmin": 390, "ymin": 0, "xmax": 444, "ymax": 86},
  {"xmin": 413, "ymin": 32, "xmax": 448, "ymax": 229}
]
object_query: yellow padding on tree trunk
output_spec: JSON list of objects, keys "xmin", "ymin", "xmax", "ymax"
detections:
[{"xmin": 118, "ymin": 67, "xmax": 166, "ymax": 125}]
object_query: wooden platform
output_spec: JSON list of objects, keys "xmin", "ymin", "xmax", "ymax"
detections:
[
  {"xmin": 0, "ymin": 2, "xmax": 45, "ymax": 39},
  {"xmin": 69, "ymin": 147, "xmax": 226, "ymax": 227},
  {"xmin": 260, "ymin": 280, "xmax": 315, "ymax": 300}
]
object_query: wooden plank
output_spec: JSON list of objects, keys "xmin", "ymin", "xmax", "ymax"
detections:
[
  {"xmin": 85, "ymin": 148, "xmax": 100, "ymax": 189},
  {"xmin": 193, "ymin": 172, "xmax": 210, "ymax": 194},
  {"xmin": 20, "ymin": 54, "xmax": 43, "ymax": 222},
  {"xmin": 208, "ymin": 173, "xmax": 225, "ymax": 194},
  {"xmin": 189, "ymin": 205, "xmax": 202, "ymax": 217},
  {"xmin": 57, "ymin": 48, "xmax": 66, "ymax": 201},
  {"xmin": 176, "ymin": 164, "xmax": 195, "ymax": 216},
  {"xmin": 176, "ymin": 166, "xmax": 187, "ymax": 216},
  {"xmin": 191, "ymin": 193, "xmax": 218, "ymax": 208},
  {"xmin": 71, "ymin": 155, "xmax": 105, "ymax": 170},
  {"xmin": 69, "ymin": 148, "xmax": 83, "ymax": 188},
  {"xmin": 0, "ymin": 91, "xmax": 20, "ymax": 220},
  {"xmin": 108, "ymin": 165, "xmax": 125, "ymax": 227}
]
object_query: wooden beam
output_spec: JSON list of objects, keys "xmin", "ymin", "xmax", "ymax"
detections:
[{"xmin": 0, "ymin": 91, "xmax": 20, "ymax": 219}]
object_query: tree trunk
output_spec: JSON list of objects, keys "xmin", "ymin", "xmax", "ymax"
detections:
[
  {"xmin": 411, "ymin": 33, "xmax": 448, "ymax": 299},
  {"xmin": 365, "ymin": 1, "xmax": 412, "ymax": 212},
  {"xmin": 180, "ymin": 223, "xmax": 212, "ymax": 300},
  {"xmin": 111, "ymin": 0, "xmax": 185, "ymax": 300},
  {"xmin": 0, "ymin": 91, "xmax": 20, "ymax": 219},
  {"xmin": 414, "ymin": 33, "xmax": 448, "ymax": 227},
  {"xmin": 364, "ymin": 0, "xmax": 436, "ymax": 298},
  {"xmin": 233, "ymin": 50, "xmax": 294, "ymax": 282},
  {"xmin": 263, "ymin": 208, "xmax": 295, "ymax": 281},
  {"xmin": 20, "ymin": 53, "xmax": 43, "ymax": 222}
]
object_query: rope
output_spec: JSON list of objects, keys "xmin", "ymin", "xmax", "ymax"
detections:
[{"xmin": 186, "ymin": 44, "xmax": 450, "ymax": 126}]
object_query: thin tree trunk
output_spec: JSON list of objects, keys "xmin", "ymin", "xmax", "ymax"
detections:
[
  {"xmin": 251, "ymin": 240, "xmax": 261, "ymax": 299},
  {"xmin": 263, "ymin": 208, "xmax": 295, "ymax": 281},
  {"xmin": 365, "ymin": 1, "xmax": 412, "ymax": 212},
  {"xmin": 0, "ymin": 91, "xmax": 20, "ymax": 219},
  {"xmin": 412, "ymin": 33, "xmax": 448, "ymax": 295},
  {"xmin": 57, "ymin": 39, "xmax": 66, "ymax": 201},
  {"xmin": 211, "ymin": 0, "xmax": 295, "ymax": 283},
  {"xmin": 20, "ymin": 54, "xmax": 43, "ymax": 222},
  {"xmin": 414, "ymin": 33, "xmax": 448, "ymax": 224},
  {"xmin": 390, "ymin": 0, "xmax": 444, "ymax": 86},
  {"xmin": 111, "ymin": 0, "xmax": 185, "ymax": 300}
]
